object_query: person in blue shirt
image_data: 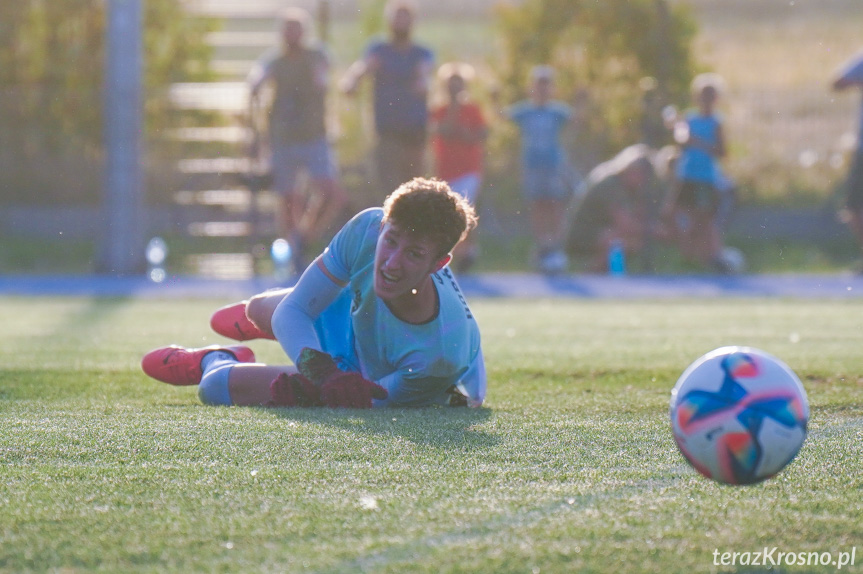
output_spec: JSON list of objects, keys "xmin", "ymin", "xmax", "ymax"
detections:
[
  {"xmin": 503, "ymin": 66, "xmax": 576, "ymax": 275},
  {"xmin": 340, "ymin": 0, "xmax": 434, "ymax": 196},
  {"xmin": 663, "ymin": 73, "xmax": 731, "ymax": 273},
  {"xmin": 141, "ymin": 178, "xmax": 486, "ymax": 410},
  {"xmin": 833, "ymin": 50, "xmax": 863, "ymax": 271}
]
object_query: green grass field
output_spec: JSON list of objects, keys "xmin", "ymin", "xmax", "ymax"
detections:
[{"xmin": 2, "ymin": 296, "xmax": 862, "ymax": 573}]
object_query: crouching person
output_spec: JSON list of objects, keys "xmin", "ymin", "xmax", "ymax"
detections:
[{"xmin": 567, "ymin": 145, "xmax": 667, "ymax": 273}]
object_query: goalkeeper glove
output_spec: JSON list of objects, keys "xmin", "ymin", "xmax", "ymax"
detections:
[
  {"xmin": 297, "ymin": 348, "xmax": 388, "ymax": 409},
  {"xmin": 269, "ymin": 373, "xmax": 322, "ymax": 407}
]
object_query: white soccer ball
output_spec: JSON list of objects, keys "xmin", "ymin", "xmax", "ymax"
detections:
[{"xmin": 669, "ymin": 346, "xmax": 809, "ymax": 485}]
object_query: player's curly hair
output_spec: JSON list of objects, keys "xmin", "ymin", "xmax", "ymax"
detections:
[{"xmin": 382, "ymin": 177, "xmax": 478, "ymax": 258}]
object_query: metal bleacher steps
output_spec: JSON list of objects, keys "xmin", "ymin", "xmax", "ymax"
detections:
[
  {"xmin": 170, "ymin": 0, "xmax": 504, "ymax": 278},
  {"xmin": 167, "ymin": 3, "xmax": 285, "ymax": 278}
]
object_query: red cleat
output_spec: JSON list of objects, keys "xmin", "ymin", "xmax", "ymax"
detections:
[
  {"xmin": 210, "ymin": 302, "xmax": 275, "ymax": 341},
  {"xmin": 141, "ymin": 345, "xmax": 255, "ymax": 386}
]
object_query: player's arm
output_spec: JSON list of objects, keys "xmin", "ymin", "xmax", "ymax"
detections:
[
  {"xmin": 558, "ymin": 103, "xmax": 578, "ymax": 148},
  {"xmin": 413, "ymin": 52, "xmax": 434, "ymax": 96},
  {"xmin": 455, "ymin": 346, "xmax": 486, "ymax": 408},
  {"xmin": 247, "ymin": 53, "xmax": 275, "ymax": 99},
  {"xmin": 833, "ymin": 55, "xmax": 863, "ymax": 91},
  {"xmin": 270, "ymin": 258, "xmax": 346, "ymax": 364},
  {"xmin": 293, "ymin": 348, "xmax": 387, "ymax": 408},
  {"xmin": 272, "ymin": 208, "xmax": 379, "ymax": 362},
  {"xmin": 712, "ymin": 121, "xmax": 727, "ymax": 158},
  {"xmin": 267, "ymin": 343, "xmax": 390, "ymax": 410},
  {"xmin": 245, "ymin": 55, "xmax": 275, "ymax": 155},
  {"xmin": 833, "ymin": 76, "xmax": 855, "ymax": 91},
  {"xmin": 313, "ymin": 49, "xmax": 330, "ymax": 91},
  {"xmin": 372, "ymin": 347, "xmax": 487, "ymax": 408},
  {"xmin": 489, "ymin": 85, "xmax": 517, "ymax": 121},
  {"xmin": 339, "ymin": 48, "xmax": 380, "ymax": 95},
  {"xmin": 269, "ymin": 264, "xmax": 386, "ymax": 410}
]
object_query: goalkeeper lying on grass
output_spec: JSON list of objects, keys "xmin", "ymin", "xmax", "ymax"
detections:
[{"xmin": 142, "ymin": 177, "xmax": 486, "ymax": 409}]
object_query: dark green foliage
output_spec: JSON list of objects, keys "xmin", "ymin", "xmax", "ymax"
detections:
[{"xmin": 495, "ymin": 0, "xmax": 698, "ymax": 157}]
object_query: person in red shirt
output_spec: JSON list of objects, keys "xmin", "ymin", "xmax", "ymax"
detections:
[{"xmin": 429, "ymin": 62, "xmax": 488, "ymax": 272}]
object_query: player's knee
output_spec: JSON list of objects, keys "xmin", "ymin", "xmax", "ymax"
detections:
[
  {"xmin": 247, "ymin": 290, "xmax": 288, "ymax": 333},
  {"xmin": 198, "ymin": 365, "xmax": 233, "ymax": 406},
  {"xmin": 246, "ymin": 296, "xmax": 267, "ymax": 330}
]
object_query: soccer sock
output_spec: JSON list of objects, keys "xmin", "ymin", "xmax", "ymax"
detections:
[
  {"xmin": 201, "ymin": 350, "xmax": 236, "ymax": 373},
  {"xmin": 198, "ymin": 351, "xmax": 237, "ymax": 406}
]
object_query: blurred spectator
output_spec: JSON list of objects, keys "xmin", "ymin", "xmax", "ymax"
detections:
[
  {"xmin": 567, "ymin": 144, "xmax": 668, "ymax": 273},
  {"xmin": 429, "ymin": 62, "xmax": 489, "ymax": 273},
  {"xmin": 247, "ymin": 7, "xmax": 347, "ymax": 272},
  {"xmin": 656, "ymin": 142, "xmax": 737, "ymax": 234},
  {"xmin": 662, "ymin": 73, "xmax": 733, "ymax": 273},
  {"xmin": 638, "ymin": 76, "xmax": 670, "ymax": 149},
  {"xmin": 501, "ymin": 65, "xmax": 578, "ymax": 275},
  {"xmin": 833, "ymin": 50, "xmax": 863, "ymax": 271},
  {"xmin": 340, "ymin": 0, "xmax": 434, "ymax": 195}
]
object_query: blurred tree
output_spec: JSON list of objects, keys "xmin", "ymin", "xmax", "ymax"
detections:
[
  {"xmin": 359, "ymin": 0, "xmax": 389, "ymax": 38},
  {"xmin": 494, "ymin": 0, "xmax": 698, "ymax": 167},
  {"xmin": 0, "ymin": 0, "xmax": 216, "ymax": 204}
]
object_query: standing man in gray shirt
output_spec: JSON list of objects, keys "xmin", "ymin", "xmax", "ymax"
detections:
[{"xmin": 248, "ymin": 7, "xmax": 347, "ymax": 273}]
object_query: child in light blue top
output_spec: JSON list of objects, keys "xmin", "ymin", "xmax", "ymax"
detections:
[
  {"xmin": 508, "ymin": 99, "xmax": 572, "ymax": 179},
  {"xmin": 676, "ymin": 109, "xmax": 721, "ymax": 187},
  {"xmin": 665, "ymin": 73, "xmax": 731, "ymax": 273},
  {"xmin": 504, "ymin": 66, "xmax": 576, "ymax": 274}
]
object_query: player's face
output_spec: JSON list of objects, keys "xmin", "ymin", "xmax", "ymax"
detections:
[
  {"xmin": 389, "ymin": 7, "xmax": 414, "ymax": 39},
  {"xmin": 282, "ymin": 20, "xmax": 304, "ymax": 48},
  {"xmin": 447, "ymin": 75, "xmax": 466, "ymax": 100},
  {"xmin": 697, "ymin": 86, "xmax": 718, "ymax": 112},
  {"xmin": 532, "ymin": 77, "xmax": 553, "ymax": 103},
  {"xmin": 374, "ymin": 222, "xmax": 443, "ymax": 301}
]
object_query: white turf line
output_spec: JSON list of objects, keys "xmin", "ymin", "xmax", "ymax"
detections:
[{"xmin": 316, "ymin": 416, "xmax": 863, "ymax": 573}]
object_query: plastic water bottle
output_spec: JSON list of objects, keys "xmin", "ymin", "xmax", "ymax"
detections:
[
  {"xmin": 271, "ymin": 238, "xmax": 292, "ymax": 281},
  {"xmin": 145, "ymin": 237, "xmax": 167, "ymax": 283},
  {"xmin": 608, "ymin": 239, "xmax": 626, "ymax": 276}
]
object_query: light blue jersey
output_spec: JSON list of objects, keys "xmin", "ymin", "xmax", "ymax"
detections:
[
  {"xmin": 507, "ymin": 100, "xmax": 572, "ymax": 169},
  {"xmin": 316, "ymin": 208, "xmax": 485, "ymax": 407},
  {"xmin": 676, "ymin": 111, "xmax": 721, "ymax": 184}
]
